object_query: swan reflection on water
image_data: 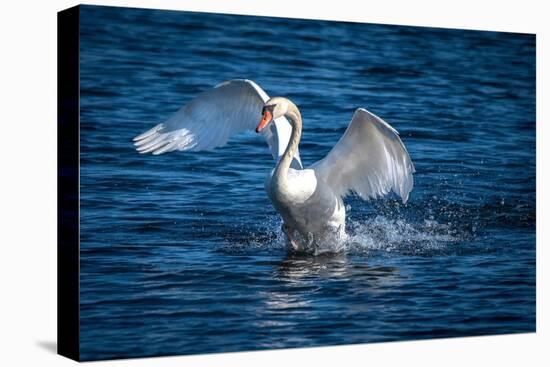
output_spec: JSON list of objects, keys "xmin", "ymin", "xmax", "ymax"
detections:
[
  {"xmin": 256, "ymin": 252, "xmax": 403, "ymax": 316},
  {"xmin": 275, "ymin": 252, "xmax": 401, "ymax": 285},
  {"xmin": 276, "ymin": 252, "xmax": 353, "ymax": 280}
]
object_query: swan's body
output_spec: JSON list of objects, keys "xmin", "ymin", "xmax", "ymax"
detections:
[
  {"xmin": 265, "ymin": 167, "xmax": 347, "ymax": 251},
  {"xmin": 134, "ymin": 79, "xmax": 415, "ymax": 252}
]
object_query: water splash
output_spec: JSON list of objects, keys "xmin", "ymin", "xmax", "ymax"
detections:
[
  {"xmin": 219, "ymin": 212, "xmax": 468, "ymax": 256},
  {"xmin": 345, "ymin": 215, "xmax": 464, "ymax": 255}
]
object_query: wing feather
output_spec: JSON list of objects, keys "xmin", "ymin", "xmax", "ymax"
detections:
[
  {"xmin": 133, "ymin": 79, "xmax": 302, "ymax": 168},
  {"xmin": 311, "ymin": 108, "xmax": 415, "ymax": 203}
]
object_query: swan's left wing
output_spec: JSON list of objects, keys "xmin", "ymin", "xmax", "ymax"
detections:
[
  {"xmin": 310, "ymin": 108, "xmax": 415, "ymax": 203},
  {"xmin": 133, "ymin": 79, "xmax": 302, "ymax": 168}
]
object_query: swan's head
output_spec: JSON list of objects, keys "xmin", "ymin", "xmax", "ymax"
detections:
[{"xmin": 256, "ymin": 97, "xmax": 290, "ymax": 133}]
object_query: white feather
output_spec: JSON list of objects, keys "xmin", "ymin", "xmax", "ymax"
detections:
[
  {"xmin": 133, "ymin": 79, "xmax": 302, "ymax": 168},
  {"xmin": 311, "ymin": 108, "xmax": 415, "ymax": 203}
]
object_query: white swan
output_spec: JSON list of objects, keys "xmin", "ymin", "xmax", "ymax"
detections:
[{"xmin": 134, "ymin": 79, "xmax": 415, "ymax": 252}]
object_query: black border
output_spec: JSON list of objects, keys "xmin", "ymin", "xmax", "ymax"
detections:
[{"xmin": 57, "ymin": 5, "xmax": 80, "ymax": 361}]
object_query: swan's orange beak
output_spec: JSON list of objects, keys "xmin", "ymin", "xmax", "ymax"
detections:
[{"xmin": 256, "ymin": 111, "xmax": 272, "ymax": 133}]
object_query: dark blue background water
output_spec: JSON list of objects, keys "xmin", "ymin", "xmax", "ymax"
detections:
[{"xmin": 78, "ymin": 5, "xmax": 536, "ymax": 361}]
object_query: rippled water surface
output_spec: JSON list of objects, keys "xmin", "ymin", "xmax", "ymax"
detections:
[{"xmin": 78, "ymin": 5, "xmax": 536, "ymax": 361}]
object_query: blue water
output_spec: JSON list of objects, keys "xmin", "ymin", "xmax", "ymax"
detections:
[{"xmin": 78, "ymin": 5, "xmax": 536, "ymax": 361}]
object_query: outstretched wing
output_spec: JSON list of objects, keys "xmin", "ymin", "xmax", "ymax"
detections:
[
  {"xmin": 311, "ymin": 108, "xmax": 414, "ymax": 203},
  {"xmin": 133, "ymin": 79, "xmax": 302, "ymax": 168}
]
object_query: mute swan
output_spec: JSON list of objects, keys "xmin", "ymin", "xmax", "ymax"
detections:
[{"xmin": 134, "ymin": 79, "xmax": 415, "ymax": 252}]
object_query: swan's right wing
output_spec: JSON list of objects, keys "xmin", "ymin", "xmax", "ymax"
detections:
[
  {"xmin": 133, "ymin": 79, "xmax": 302, "ymax": 168},
  {"xmin": 311, "ymin": 108, "xmax": 415, "ymax": 203}
]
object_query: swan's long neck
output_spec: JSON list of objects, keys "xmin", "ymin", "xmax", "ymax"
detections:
[{"xmin": 273, "ymin": 101, "xmax": 302, "ymax": 191}]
